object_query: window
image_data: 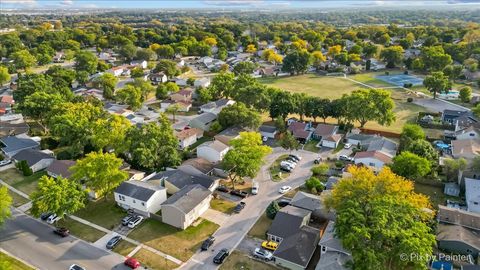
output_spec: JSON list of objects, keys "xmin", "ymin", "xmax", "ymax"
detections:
[
  {"xmin": 369, "ymin": 162, "xmax": 375, "ymax": 166},
  {"xmin": 474, "ymin": 202, "xmax": 479, "ymax": 205},
  {"xmin": 141, "ymin": 202, "xmax": 145, "ymax": 206},
  {"xmin": 133, "ymin": 200, "xmax": 136, "ymax": 204}
]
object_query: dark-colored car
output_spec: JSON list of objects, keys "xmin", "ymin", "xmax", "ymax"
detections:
[
  {"xmin": 280, "ymin": 166, "xmax": 292, "ymax": 172},
  {"xmin": 53, "ymin": 227, "xmax": 70, "ymax": 237},
  {"xmin": 121, "ymin": 215, "xmax": 135, "ymax": 226},
  {"xmin": 314, "ymin": 157, "xmax": 322, "ymax": 164},
  {"xmin": 213, "ymin": 248, "xmax": 229, "ymax": 264},
  {"xmin": 106, "ymin": 235, "xmax": 122, "ymax": 249},
  {"xmin": 40, "ymin": 212, "xmax": 53, "ymax": 221},
  {"xmin": 277, "ymin": 199, "xmax": 290, "ymax": 207},
  {"xmin": 201, "ymin": 236, "xmax": 216, "ymax": 251},
  {"xmin": 216, "ymin": 185, "xmax": 230, "ymax": 193},
  {"xmin": 233, "ymin": 202, "xmax": 246, "ymax": 213},
  {"xmin": 124, "ymin": 257, "xmax": 140, "ymax": 269},
  {"xmin": 230, "ymin": 189, "xmax": 248, "ymax": 198}
]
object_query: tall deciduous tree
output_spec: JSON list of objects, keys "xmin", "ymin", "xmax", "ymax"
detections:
[
  {"xmin": 282, "ymin": 50, "xmax": 312, "ymax": 75},
  {"xmin": 278, "ymin": 131, "xmax": 300, "ymax": 152},
  {"xmin": 218, "ymin": 102, "xmax": 262, "ymax": 130},
  {"xmin": 0, "ymin": 66, "xmax": 11, "ymax": 85},
  {"xmin": 222, "ymin": 132, "xmax": 272, "ymax": 189},
  {"xmin": 71, "ymin": 152, "xmax": 128, "ymax": 198},
  {"xmin": 400, "ymin": 124, "xmax": 425, "ymax": 150},
  {"xmin": 95, "ymin": 73, "xmax": 118, "ymax": 99},
  {"xmin": 19, "ymin": 91, "xmax": 63, "ymax": 133},
  {"xmin": 326, "ymin": 167, "xmax": 435, "ymax": 270},
  {"xmin": 390, "ymin": 151, "xmax": 431, "ymax": 180},
  {"xmin": 380, "ymin": 46, "xmax": 404, "ymax": 68},
  {"xmin": 74, "ymin": 50, "xmax": 98, "ymax": 74},
  {"xmin": 91, "ymin": 115, "xmax": 131, "ymax": 153},
  {"xmin": 154, "ymin": 60, "xmax": 179, "ymax": 78},
  {"xmin": 0, "ymin": 186, "xmax": 12, "ymax": 227},
  {"xmin": 233, "ymin": 61, "xmax": 256, "ymax": 75},
  {"xmin": 116, "ymin": 85, "xmax": 143, "ymax": 111},
  {"xmin": 423, "ymin": 71, "xmax": 451, "ymax": 99},
  {"xmin": 30, "ymin": 175, "xmax": 87, "ymax": 218},
  {"xmin": 341, "ymin": 89, "xmax": 395, "ymax": 127},
  {"xmin": 12, "ymin": 49, "xmax": 37, "ymax": 71}
]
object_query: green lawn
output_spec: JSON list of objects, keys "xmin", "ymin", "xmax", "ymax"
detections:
[
  {"xmin": 0, "ymin": 251, "xmax": 34, "ymax": 270},
  {"xmin": 247, "ymin": 212, "xmax": 273, "ymax": 240},
  {"xmin": 220, "ymin": 251, "xmax": 279, "ymax": 270},
  {"xmin": 210, "ymin": 198, "xmax": 236, "ymax": 214},
  {"xmin": 189, "ymin": 136, "xmax": 213, "ymax": 149},
  {"xmin": 4, "ymin": 186, "xmax": 30, "ymax": 207},
  {"xmin": 0, "ymin": 169, "xmax": 46, "ymax": 195},
  {"xmin": 133, "ymin": 248, "xmax": 179, "ymax": 270},
  {"xmin": 349, "ymin": 72, "xmax": 395, "ymax": 88},
  {"xmin": 56, "ymin": 216, "xmax": 106, "ymax": 243},
  {"xmin": 269, "ymin": 154, "xmax": 291, "ymax": 182},
  {"xmin": 128, "ymin": 218, "xmax": 219, "ymax": 261},
  {"xmin": 74, "ymin": 195, "xmax": 127, "ymax": 230},
  {"xmin": 260, "ymin": 73, "xmax": 425, "ymax": 133},
  {"xmin": 414, "ymin": 182, "xmax": 454, "ymax": 209},
  {"xmin": 303, "ymin": 140, "xmax": 320, "ymax": 153},
  {"xmin": 112, "ymin": 240, "xmax": 137, "ymax": 257}
]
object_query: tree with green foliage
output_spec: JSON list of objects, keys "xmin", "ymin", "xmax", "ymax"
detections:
[
  {"xmin": 11, "ymin": 49, "xmax": 37, "ymax": 71},
  {"xmin": 0, "ymin": 66, "xmax": 11, "ymax": 85},
  {"xmin": 166, "ymin": 103, "xmax": 181, "ymax": 122},
  {"xmin": 71, "ymin": 152, "xmax": 128, "ymax": 199},
  {"xmin": 278, "ymin": 131, "xmax": 300, "ymax": 152},
  {"xmin": 207, "ymin": 72, "xmax": 235, "ymax": 99},
  {"xmin": 233, "ymin": 61, "xmax": 256, "ymax": 75},
  {"xmin": 74, "ymin": 50, "xmax": 98, "ymax": 74},
  {"xmin": 390, "ymin": 151, "xmax": 431, "ymax": 180},
  {"xmin": 156, "ymin": 82, "xmax": 179, "ymax": 100},
  {"xmin": 311, "ymin": 163, "xmax": 330, "ymax": 176},
  {"xmin": 305, "ymin": 177, "xmax": 324, "ymax": 194},
  {"xmin": 128, "ymin": 78, "xmax": 155, "ymax": 100},
  {"xmin": 222, "ymin": 132, "xmax": 272, "ymax": 189},
  {"xmin": 443, "ymin": 158, "xmax": 468, "ymax": 181},
  {"xmin": 266, "ymin": 201, "xmax": 280, "ymax": 219},
  {"xmin": 282, "ymin": 50, "xmax": 312, "ymax": 75},
  {"xmin": 118, "ymin": 43, "xmax": 137, "ymax": 61},
  {"xmin": 18, "ymin": 91, "xmax": 63, "ymax": 133},
  {"xmin": 341, "ymin": 89, "xmax": 395, "ymax": 127},
  {"xmin": 459, "ymin": 86, "xmax": 472, "ymax": 103},
  {"xmin": 406, "ymin": 139, "xmax": 439, "ymax": 164},
  {"xmin": 421, "ymin": 46, "xmax": 453, "ymax": 71},
  {"xmin": 0, "ymin": 186, "xmax": 12, "ymax": 227},
  {"xmin": 76, "ymin": 70, "xmax": 89, "ymax": 86},
  {"xmin": 218, "ymin": 102, "xmax": 261, "ymax": 130},
  {"xmin": 380, "ymin": 46, "xmax": 404, "ymax": 68},
  {"xmin": 95, "ymin": 73, "xmax": 118, "ymax": 99},
  {"xmin": 423, "ymin": 71, "xmax": 451, "ymax": 99},
  {"xmin": 116, "ymin": 85, "xmax": 143, "ymax": 111},
  {"xmin": 91, "ymin": 114, "xmax": 131, "ymax": 153},
  {"xmin": 326, "ymin": 166, "xmax": 435, "ymax": 270},
  {"xmin": 400, "ymin": 124, "xmax": 425, "ymax": 150},
  {"xmin": 269, "ymin": 90, "xmax": 295, "ymax": 120},
  {"xmin": 30, "ymin": 176, "xmax": 87, "ymax": 218},
  {"xmin": 136, "ymin": 48, "xmax": 157, "ymax": 61},
  {"xmin": 154, "ymin": 60, "xmax": 179, "ymax": 78},
  {"xmin": 126, "ymin": 118, "xmax": 180, "ymax": 171},
  {"xmin": 16, "ymin": 160, "xmax": 33, "ymax": 176},
  {"xmin": 155, "ymin": 44, "xmax": 175, "ymax": 59}
]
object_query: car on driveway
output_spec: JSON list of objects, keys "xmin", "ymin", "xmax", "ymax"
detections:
[
  {"xmin": 53, "ymin": 227, "xmax": 69, "ymax": 237},
  {"xmin": 124, "ymin": 257, "xmax": 140, "ymax": 269},
  {"xmin": 127, "ymin": 216, "xmax": 143, "ymax": 229},
  {"xmin": 0, "ymin": 159, "xmax": 12, "ymax": 166},
  {"xmin": 121, "ymin": 215, "xmax": 135, "ymax": 226},
  {"xmin": 69, "ymin": 264, "xmax": 86, "ymax": 270},
  {"xmin": 213, "ymin": 248, "xmax": 229, "ymax": 264},
  {"xmin": 279, "ymin": 186, "xmax": 292, "ymax": 194},
  {"xmin": 230, "ymin": 189, "xmax": 248, "ymax": 198},
  {"xmin": 233, "ymin": 202, "xmax": 246, "ymax": 213},
  {"xmin": 106, "ymin": 235, "xmax": 122, "ymax": 249},
  {"xmin": 40, "ymin": 212, "xmax": 53, "ymax": 221},
  {"xmin": 344, "ymin": 143, "xmax": 352, "ymax": 149},
  {"xmin": 201, "ymin": 236, "xmax": 215, "ymax": 251},
  {"xmin": 216, "ymin": 185, "xmax": 230, "ymax": 193},
  {"xmin": 339, "ymin": 155, "xmax": 354, "ymax": 162},
  {"xmin": 261, "ymin": 241, "xmax": 278, "ymax": 251},
  {"xmin": 277, "ymin": 199, "xmax": 290, "ymax": 207},
  {"xmin": 253, "ymin": 248, "xmax": 274, "ymax": 261}
]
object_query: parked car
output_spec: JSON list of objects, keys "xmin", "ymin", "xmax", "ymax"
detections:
[
  {"xmin": 40, "ymin": 212, "xmax": 53, "ymax": 221},
  {"xmin": 314, "ymin": 157, "xmax": 322, "ymax": 164},
  {"xmin": 124, "ymin": 257, "xmax": 140, "ymax": 269},
  {"xmin": 344, "ymin": 143, "xmax": 352, "ymax": 149},
  {"xmin": 201, "ymin": 236, "xmax": 216, "ymax": 251},
  {"xmin": 46, "ymin": 214, "xmax": 60, "ymax": 224},
  {"xmin": 280, "ymin": 161, "xmax": 296, "ymax": 168},
  {"xmin": 121, "ymin": 215, "xmax": 136, "ymax": 226},
  {"xmin": 253, "ymin": 248, "xmax": 274, "ymax": 261},
  {"xmin": 289, "ymin": 154, "xmax": 302, "ymax": 161},
  {"xmin": 261, "ymin": 241, "xmax": 278, "ymax": 251},
  {"xmin": 233, "ymin": 202, "xmax": 246, "ymax": 213},
  {"xmin": 286, "ymin": 156, "xmax": 298, "ymax": 163},
  {"xmin": 230, "ymin": 189, "xmax": 248, "ymax": 198},
  {"xmin": 69, "ymin": 264, "xmax": 86, "ymax": 270},
  {"xmin": 277, "ymin": 199, "xmax": 290, "ymax": 207},
  {"xmin": 280, "ymin": 166, "xmax": 292, "ymax": 172},
  {"xmin": 262, "ymin": 136, "xmax": 268, "ymax": 142},
  {"xmin": 339, "ymin": 155, "xmax": 354, "ymax": 162},
  {"xmin": 53, "ymin": 227, "xmax": 69, "ymax": 237},
  {"xmin": 106, "ymin": 235, "xmax": 122, "ymax": 249},
  {"xmin": 251, "ymin": 181, "xmax": 259, "ymax": 195},
  {"xmin": 213, "ymin": 248, "xmax": 229, "ymax": 264},
  {"xmin": 0, "ymin": 159, "xmax": 12, "ymax": 166},
  {"xmin": 127, "ymin": 216, "xmax": 143, "ymax": 229},
  {"xmin": 279, "ymin": 186, "xmax": 292, "ymax": 194},
  {"xmin": 216, "ymin": 185, "xmax": 230, "ymax": 193}
]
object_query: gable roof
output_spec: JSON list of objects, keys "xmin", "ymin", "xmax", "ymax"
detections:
[
  {"xmin": 0, "ymin": 135, "xmax": 39, "ymax": 154},
  {"xmin": 115, "ymin": 180, "xmax": 164, "ymax": 201},
  {"xmin": 162, "ymin": 184, "xmax": 211, "ymax": 214},
  {"xmin": 46, "ymin": 160, "xmax": 76, "ymax": 179},
  {"xmin": 259, "ymin": 125, "xmax": 277, "ymax": 133},
  {"xmin": 316, "ymin": 221, "xmax": 351, "ymax": 270},
  {"xmin": 273, "ymin": 225, "xmax": 320, "ymax": 268},
  {"xmin": 367, "ymin": 137, "xmax": 397, "ymax": 157},
  {"xmin": 290, "ymin": 192, "xmax": 322, "ymax": 212},
  {"xmin": 354, "ymin": 150, "xmax": 392, "ymax": 164},
  {"xmin": 325, "ymin": 176, "xmax": 340, "ymax": 190},
  {"xmin": 214, "ymin": 126, "xmax": 244, "ymax": 145},
  {"xmin": 268, "ymin": 205, "xmax": 311, "ymax": 239},
  {"xmin": 12, "ymin": 149, "xmax": 54, "ymax": 166},
  {"xmin": 176, "ymin": 128, "xmax": 203, "ymax": 141},
  {"xmin": 198, "ymin": 140, "xmax": 229, "ymax": 153},
  {"xmin": 151, "ymin": 169, "xmax": 215, "ymax": 190},
  {"xmin": 452, "ymin": 139, "xmax": 480, "ymax": 157},
  {"xmin": 0, "ymin": 122, "xmax": 29, "ymax": 137},
  {"xmin": 314, "ymin": 124, "xmax": 338, "ymax": 137},
  {"xmin": 180, "ymin": 158, "xmax": 214, "ymax": 175},
  {"xmin": 437, "ymin": 224, "xmax": 480, "ymax": 251},
  {"xmin": 190, "ymin": 112, "xmax": 217, "ymax": 125},
  {"xmin": 438, "ymin": 205, "xmax": 480, "ymax": 231},
  {"xmin": 324, "ymin": 134, "xmax": 342, "ymax": 143}
]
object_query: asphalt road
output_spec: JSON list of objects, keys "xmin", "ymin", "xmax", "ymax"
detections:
[
  {"xmin": 181, "ymin": 148, "xmax": 317, "ymax": 270},
  {"xmin": 0, "ymin": 209, "xmax": 131, "ymax": 270}
]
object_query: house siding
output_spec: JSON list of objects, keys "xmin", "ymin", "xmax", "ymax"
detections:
[
  {"xmin": 197, "ymin": 146, "xmax": 226, "ymax": 163},
  {"xmin": 321, "ymin": 140, "xmax": 337, "ymax": 148},
  {"xmin": 161, "ymin": 194, "xmax": 212, "ymax": 229},
  {"xmin": 354, "ymin": 157, "xmax": 385, "ymax": 170},
  {"xmin": 274, "ymin": 257, "xmax": 306, "ymax": 270},
  {"xmin": 114, "ymin": 189, "xmax": 167, "ymax": 217},
  {"xmin": 30, "ymin": 158, "xmax": 54, "ymax": 173},
  {"xmin": 438, "ymin": 240, "xmax": 480, "ymax": 257}
]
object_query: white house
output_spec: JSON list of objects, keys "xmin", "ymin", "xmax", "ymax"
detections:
[
  {"xmin": 12, "ymin": 149, "xmax": 54, "ymax": 173},
  {"xmin": 455, "ymin": 127, "xmax": 480, "ymax": 141},
  {"xmin": 353, "ymin": 151, "xmax": 392, "ymax": 171},
  {"xmin": 106, "ymin": 66, "xmax": 124, "ymax": 77},
  {"xmin": 161, "ymin": 184, "xmax": 212, "ymax": 229},
  {"xmin": 114, "ymin": 180, "xmax": 167, "ymax": 217},
  {"xmin": 130, "ymin": 60, "xmax": 148, "ymax": 69},
  {"xmin": 465, "ymin": 178, "xmax": 480, "ymax": 214},
  {"xmin": 176, "ymin": 128, "xmax": 204, "ymax": 149},
  {"xmin": 321, "ymin": 134, "xmax": 342, "ymax": 149},
  {"xmin": 197, "ymin": 140, "xmax": 229, "ymax": 163},
  {"xmin": 259, "ymin": 125, "xmax": 277, "ymax": 139},
  {"xmin": 150, "ymin": 73, "xmax": 168, "ymax": 84},
  {"xmin": 194, "ymin": 78, "xmax": 211, "ymax": 88}
]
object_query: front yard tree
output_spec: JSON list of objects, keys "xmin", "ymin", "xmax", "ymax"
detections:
[
  {"xmin": 91, "ymin": 114, "xmax": 131, "ymax": 153},
  {"xmin": 116, "ymin": 85, "xmax": 143, "ymax": 111},
  {"xmin": 266, "ymin": 201, "xmax": 280, "ymax": 219},
  {"xmin": 326, "ymin": 167, "xmax": 435, "ymax": 270},
  {"xmin": 74, "ymin": 50, "xmax": 98, "ymax": 74},
  {"xmin": 71, "ymin": 152, "xmax": 128, "ymax": 199},
  {"xmin": 459, "ymin": 86, "xmax": 472, "ymax": 103},
  {"xmin": 0, "ymin": 186, "xmax": 12, "ymax": 227},
  {"xmin": 380, "ymin": 45, "xmax": 404, "ymax": 68},
  {"xmin": 154, "ymin": 60, "xmax": 179, "ymax": 78},
  {"xmin": 341, "ymin": 89, "xmax": 395, "ymax": 128},
  {"xmin": 11, "ymin": 49, "xmax": 37, "ymax": 71},
  {"xmin": 233, "ymin": 61, "xmax": 256, "ymax": 75},
  {"xmin": 278, "ymin": 131, "xmax": 300, "ymax": 152},
  {"xmin": 96, "ymin": 73, "xmax": 118, "ymax": 100},
  {"xmin": 19, "ymin": 91, "xmax": 63, "ymax": 134},
  {"xmin": 218, "ymin": 102, "xmax": 261, "ymax": 130},
  {"xmin": 30, "ymin": 176, "xmax": 87, "ymax": 218},
  {"xmin": 222, "ymin": 132, "xmax": 272, "ymax": 189},
  {"xmin": 126, "ymin": 118, "xmax": 181, "ymax": 171},
  {"xmin": 390, "ymin": 151, "xmax": 431, "ymax": 180},
  {"xmin": 0, "ymin": 66, "xmax": 11, "ymax": 85},
  {"xmin": 423, "ymin": 71, "xmax": 451, "ymax": 99}
]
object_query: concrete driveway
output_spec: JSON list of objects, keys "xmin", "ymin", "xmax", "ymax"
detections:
[
  {"xmin": 413, "ymin": 96, "xmax": 469, "ymax": 113},
  {"xmin": 200, "ymin": 209, "xmax": 230, "ymax": 226}
]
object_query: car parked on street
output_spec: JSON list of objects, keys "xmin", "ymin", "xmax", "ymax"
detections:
[
  {"xmin": 106, "ymin": 235, "xmax": 122, "ymax": 249},
  {"xmin": 280, "ymin": 160, "xmax": 296, "ymax": 168},
  {"xmin": 124, "ymin": 257, "xmax": 140, "ymax": 269},
  {"xmin": 289, "ymin": 154, "xmax": 302, "ymax": 161},
  {"xmin": 46, "ymin": 214, "xmax": 60, "ymax": 224},
  {"xmin": 253, "ymin": 248, "xmax": 274, "ymax": 261},
  {"xmin": 40, "ymin": 212, "xmax": 53, "ymax": 221},
  {"xmin": 280, "ymin": 165, "xmax": 292, "ymax": 172},
  {"xmin": 233, "ymin": 202, "xmax": 246, "ymax": 213},
  {"xmin": 261, "ymin": 241, "xmax": 278, "ymax": 251},
  {"xmin": 213, "ymin": 248, "xmax": 229, "ymax": 264},
  {"xmin": 279, "ymin": 186, "xmax": 292, "ymax": 194},
  {"xmin": 216, "ymin": 185, "xmax": 230, "ymax": 193},
  {"xmin": 53, "ymin": 227, "xmax": 69, "ymax": 237},
  {"xmin": 277, "ymin": 199, "xmax": 290, "ymax": 207},
  {"xmin": 314, "ymin": 157, "xmax": 322, "ymax": 164},
  {"xmin": 201, "ymin": 236, "xmax": 215, "ymax": 251},
  {"xmin": 127, "ymin": 216, "xmax": 143, "ymax": 229},
  {"xmin": 230, "ymin": 189, "xmax": 248, "ymax": 198}
]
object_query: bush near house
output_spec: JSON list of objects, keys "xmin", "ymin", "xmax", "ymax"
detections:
[{"xmin": 16, "ymin": 160, "xmax": 33, "ymax": 176}]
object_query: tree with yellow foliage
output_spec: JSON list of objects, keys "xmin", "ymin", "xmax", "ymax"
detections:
[
  {"xmin": 326, "ymin": 167, "xmax": 435, "ymax": 270},
  {"xmin": 327, "ymin": 45, "xmax": 342, "ymax": 58},
  {"xmin": 291, "ymin": 39, "xmax": 308, "ymax": 50},
  {"xmin": 263, "ymin": 49, "xmax": 283, "ymax": 65},
  {"xmin": 204, "ymin": 37, "xmax": 217, "ymax": 47},
  {"xmin": 245, "ymin": 44, "xmax": 257, "ymax": 53},
  {"xmin": 311, "ymin": 51, "xmax": 326, "ymax": 70}
]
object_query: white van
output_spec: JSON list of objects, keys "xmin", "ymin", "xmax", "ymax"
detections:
[{"xmin": 251, "ymin": 181, "xmax": 259, "ymax": 195}]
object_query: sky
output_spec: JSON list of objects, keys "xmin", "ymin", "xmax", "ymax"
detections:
[{"xmin": 1, "ymin": 0, "xmax": 480, "ymax": 9}]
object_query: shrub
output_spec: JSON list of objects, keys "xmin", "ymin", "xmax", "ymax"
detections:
[
  {"xmin": 335, "ymin": 161, "xmax": 344, "ymax": 168},
  {"xmin": 311, "ymin": 163, "xmax": 329, "ymax": 176},
  {"xmin": 404, "ymin": 70, "xmax": 409, "ymax": 75},
  {"xmin": 56, "ymin": 150, "xmax": 74, "ymax": 160},
  {"xmin": 407, "ymin": 97, "xmax": 413, "ymax": 102},
  {"xmin": 305, "ymin": 177, "xmax": 325, "ymax": 191},
  {"xmin": 266, "ymin": 201, "xmax": 280, "ymax": 219},
  {"xmin": 16, "ymin": 160, "xmax": 33, "ymax": 176},
  {"xmin": 385, "ymin": 71, "xmax": 390, "ymax": 75}
]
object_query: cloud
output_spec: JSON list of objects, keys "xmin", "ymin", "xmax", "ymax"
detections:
[
  {"xmin": 203, "ymin": 0, "xmax": 290, "ymax": 7},
  {"xmin": 61, "ymin": 0, "xmax": 74, "ymax": 5}
]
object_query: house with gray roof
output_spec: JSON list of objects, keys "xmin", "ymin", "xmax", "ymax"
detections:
[
  {"xmin": 274, "ymin": 225, "xmax": 320, "ymax": 270},
  {"xmin": 189, "ymin": 112, "xmax": 217, "ymax": 131},
  {"xmin": 437, "ymin": 224, "xmax": 480, "ymax": 257},
  {"xmin": 46, "ymin": 160, "xmax": 76, "ymax": 179},
  {"xmin": 1, "ymin": 135, "xmax": 40, "ymax": 158},
  {"xmin": 161, "ymin": 184, "xmax": 212, "ymax": 229},
  {"xmin": 149, "ymin": 169, "xmax": 217, "ymax": 194},
  {"xmin": 316, "ymin": 221, "xmax": 352, "ymax": 270},
  {"xmin": 199, "ymin": 99, "xmax": 235, "ymax": 115},
  {"xmin": 367, "ymin": 137, "xmax": 398, "ymax": 158},
  {"xmin": 114, "ymin": 180, "xmax": 167, "ymax": 217},
  {"xmin": 346, "ymin": 133, "xmax": 378, "ymax": 148},
  {"xmin": 197, "ymin": 140, "xmax": 229, "ymax": 163},
  {"xmin": 290, "ymin": 192, "xmax": 323, "ymax": 218},
  {"xmin": 259, "ymin": 125, "xmax": 277, "ymax": 139},
  {"xmin": 12, "ymin": 149, "xmax": 54, "ymax": 173},
  {"xmin": 267, "ymin": 205, "xmax": 312, "ymax": 242}
]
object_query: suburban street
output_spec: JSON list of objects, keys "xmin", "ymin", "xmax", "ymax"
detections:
[
  {"xmin": 181, "ymin": 148, "xmax": 318, "ymax": 270},
  {"xmin": 0, "ymin": 209, "xmax": 131, "ymax": 270}
]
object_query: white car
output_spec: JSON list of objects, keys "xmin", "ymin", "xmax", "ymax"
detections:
[
  {"xmin": 0, "ymin": 159, "xmax": 12, "ymax": 166},
  {"xmin": 253, "ymin": 248, "xmax": 273, "ymax": 261},
  {"xmin": 127, "ymin": 216, "xmax": 144, "ymax": 228},
  {"xmin": 279, "ymin": 186, "xmax": 292, "ymax": 194},
  {"xmin": 344, "ymin": 143, "xmax": 352, "ymax": 149},
  {"xmin": 280, "ymin": 161, "xmax": 296, "ymax": 168},
  {"xmin": 46, "ymin": 214, "xmax": 61, "ymax": 224}
]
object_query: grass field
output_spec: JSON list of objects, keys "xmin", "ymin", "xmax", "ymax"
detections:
[
  {"xmin": 260, "ymin": 73, "xmax": 425, "ymax": 133},
  {"xmin": 112, "ymin": 240, "xmax": 137, "ymax": 257},
  {"xmin": 56, "ymin": 216, "xmax": 106, "ymax": 243},
  {"xmin": 247, "ymin": 212, "xmax": 272, "ymax": 240},
  {"xmin": 74, "ymin": 195, "xmax": 126, "ymax": 230},
  {"xmin": 210, "ymin": 198, "xmax": 236, "ymax": 214},
  {"xmin": 0, "ymin": 169, "xmax": 46, "ymax": 195},
  {"xmin": 128, "ymin": 218, "xmax": 219, "ymax": 261},
  {"xmin": 269, "ymin": 154, "xmax": 291, "ymax": 182},
  {"xmin": 220, "ymin": 251, "xmax": 279, "ymax": 270},
  {"xmin": 133, "ymin": 248, "xmax": 179, "ymax": 270},
  {"xmin": 0, "ymin": 251, "xmax": 34, "ymax": 270}
]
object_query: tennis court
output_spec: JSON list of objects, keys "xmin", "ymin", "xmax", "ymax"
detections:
[{"xmin": 376, "ymin": 74, "xmax": 424, "ymax": 87}]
